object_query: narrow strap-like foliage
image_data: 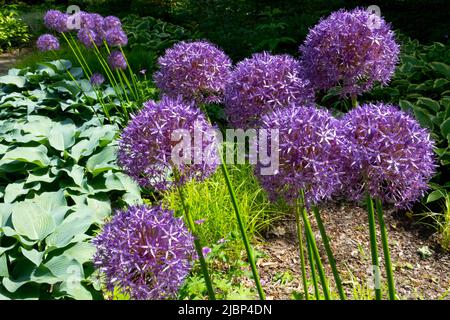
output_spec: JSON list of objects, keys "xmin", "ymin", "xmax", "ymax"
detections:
[{"xmin": 295, "ymin": 200, "xmax": 309, "ymax": 300}]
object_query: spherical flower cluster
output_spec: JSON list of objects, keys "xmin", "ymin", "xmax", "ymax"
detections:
[
  {"xmin": 299, "ymin": 8, "xmax": 400, "ymax": 97},
  {"xmin": 107, "ymin": 50, "xmax": 127, "ymax": 70},
  {"xmin": 36, "ymin": 34, "xmax": 60, "ymax": 52},
  {"xmin": 153, "ymin": 40, "xmax": 232, "ymax": 105},
  {"xmin": 93, "ymin": 205, "xmax": 195, "ymax": 300},
  {"xmin": 118, "ymin": 96, "xmax": 220, "ymax": 191},
  {"xmin": 43, "ymin": 10, "xmax": 64, "ymax": 31},
  {"xmin": 103, "ymin": 16, "xmax": 122, "ymax": 30},
  {"xmin": 224, "ymin": 52, "xmax": 314, "ymax": 129},
  {"xmin": 81, "ymin": 12, "xmax": 104, "ymax": 31},
  {"xmin": 254, "ymin": 105, "xmax": 346, "ymax": 205},
  {"xmin": 105, "ymin": 27, "xmax": 128, "ymax": 47},
  {"xmin": 340, "ymin": 103, "xmax": 436, "ymax": 208},
  {"xmin": 77, "ymin": 28, "xmax": 102, "ymax": 48},
  {"xmin": 90, "ymin": 72, "xmax": 105, "ymax": 86}
]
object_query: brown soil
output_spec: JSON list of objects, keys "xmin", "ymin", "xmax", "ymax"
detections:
[{"xmin": 246, "ymin": 204, "xmax": 450, "ymax": 300}]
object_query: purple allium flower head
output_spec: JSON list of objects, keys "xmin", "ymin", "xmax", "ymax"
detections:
[
  {"xmin": 103, "ymin": 15, "xmax": 122, "ymax": 30},
  {"xmin": 340, "ymin": 103, "xmax": 436, "ymax": 208},
  {"xmin": 153, "ymin": 40, "xmax": 232, "ymax": 105},
  {"xmin": 224, "ymin": 52, "xmax": 315, "ymax": 129},
  {"xmin": 93, "ymin": 204, "xmax": 195, "ymax": 300},
  {"xmin": 77, "ymin": 28, "xmax": 102, "ymax": 48},
  {"xmin": 43, "ymin": 9, "xmax": 63, "ymax": 31},
  {"xmin": 90, "ymin": 72, "xmax": 105, "ymax": 86},
  {"xmin": 299, "ymin": 8, "xmax": 400, "ymax": 97},
  {"xmin": 107, "ymin": 50, "xmax": 127, "ymax": 70},
  {"xmin": 81, "ymin": 12, "xmax": 104, "ymax": 31},
  {"xmin": 54, "ymin": 13, "xmax": 70, "ymax": 33},
  {"xmin": 118, "ymin": 96, "xmax": 220, "ymax": 191},
  {"xmin": 36, "ymin": 34, "xmax": 60, "ymax": 52},
  {"xmin": 254, "ymin": 104, "xmax": 346, "ymax": 205},
  {"xmin": 105, "ymin": 27, "xmax": 128, "ymax": 47}
]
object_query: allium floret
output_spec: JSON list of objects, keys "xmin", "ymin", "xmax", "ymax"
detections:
[
  {"xmin": 224, "ymin": 52, "xmax": 314, "ymax": 129},
  {"xmin": 93, "ymin": 204, "xmax": 195, "ymax": 300},
  {"xmin": 107, "ymin": 50, "xmax": 127, "ymax": 70}
]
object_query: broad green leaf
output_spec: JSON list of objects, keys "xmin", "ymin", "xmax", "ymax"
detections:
[
  {"xmin": 60, "ymin": 281, "xmax": 92, "ymax": 300},
  {"xmin": 86, "ymin": 145, "xmax": 118, "ymax": 176},
  {"xmin": 0, "ymin": 145, "xmax": 50, "ymax": 168},
  {"xmin": 417, "ymin": 97, "xmax": 440, "ymax": 112},
  {"xmin": 4, "ymin": 181, "xmax": 26, "ymax": 203},
  {"xmin": 413, "ymin": 107, "xmax": 433, "ymax": 129},
  {"xmin": 48, "ymin": 119, "xmax": 77, "ymax": 151},
  {"xmin": 63, "ymin": 242, "xmax": 96, "ymax": 265},
  {"xmin": 0, "ymin": 75, "xmax": 26, "ymax": 88},
  {"xmin": 12, "ymin": 201, "xmax": 56, "ymax": 241},
  {"xmin": 25, "ymin": 169, "xmax": 56, "ymax": 184},
  {"xmin": 441, "ymin": 118, "xmax": 450, "ymax": 138},
  {"xmin": 69, "ymin": 139, "xmax": 98, "ymax": 163},
  {"xmin": 434, "ymin": 78, "xmax": 448, "ymax": 88},
  {"xmin": 430, "ymin": 62, "xmax": 450, "ymax": 79},
  {"xmin": 399, "ymin": 100, "xmax": 413, "ymax": 111},
  {"xmin": 21, "ymin": 248, "xmax": 44, "ymax": 266},
  {"xmin": 0, "ymin": 255, "xmax": 8, "ymax": 277},
  {"xmin": 86, "ymin": 197, "xmax": 111, "ymax": 221},
  {"xmin": 45, "ymin": 255, "xmax": 84, "ymax": 280},
  {"xmin": 46, "ymin": 209, "xmax": 94, "ymax": 248},
  {"xmin": 62, "ymin": 165, "xmax": 85, "ymax": 186}
]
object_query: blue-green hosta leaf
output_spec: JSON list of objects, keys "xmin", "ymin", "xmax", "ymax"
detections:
[
  {"xmin": 0, "ymin": 75, "xmax": 26, "ymax": 88},
  {"xmin": 48, "ymin": 119, "xmax": 77, "ymax": 151},
  {"xmin": 86, "ymin": 145, "xmax": 118, "ymax": 176},
  {"xmin": 0, "ymin": 255, "xmax": 8, "ymax": 277},
  {"xmin": 0, "ymin": 204, "xmax": 12, "ymax": 227},
  {"xmin": 22, "ymin": 115, "xmax": 53, "ymax": 138},
  {"xmin": 61, "ymin": 165, "xmax": 85, "ymax": 186},
  {"xmin": 0, "ymin": 145, "xmax": 51, "ymax": 168},
  {"xmin": 44, "ymin": 255, "xmax": 84, "ymax": 280},
  {"xmin": 25, "ymin": 169, "xmax": 57, "ymax": 184},
  {"xmin": 417, "ymin": 97, "xmax": 440, "ymax": 112},
  {"xmin": 0, "ymin": 243, "xmax": 16, "ymax": 256},
  {"xmin": 0, "ymin": 226, "xmax": 37, "ymax": 246},
  {"xmin": 12, "ymin": 201, "xmax": 56, "ymax": 241},
  {"xmin": 60, "ymin": 281, "xmax": 93, "ymax": 300},
  {"xmin": 4, "ymin": 181, "xmax": 27, "ymax": 203},
  {"xmin": 69, "ymin": 139, "xmax": 99, "ymax": 163},
  {"xmin": 86, "ymin": 197, "xmax": 111, "ymax": 221},
  {"xmin": 49, "ymin": 80, "xmax": 81, "ymax": 96},
  {"xmin": 46, "ymin": 208, "xmax": 95, "ymax": 249},
  {"xmin": 21, "ymin": 248, "xmax": 44, "ymax": 266},
  {"xmin": 63, "ymin": 242, "xmax": 96, "ymax": 265}
]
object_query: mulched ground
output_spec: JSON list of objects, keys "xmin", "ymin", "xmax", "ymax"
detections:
[
  {"xmin": 246, "ymin": 204, "xmax": 449, "ymax": 300},
  {"xmin": 0, "ymin": 48, "xmax": 31, "ymax": 76}
]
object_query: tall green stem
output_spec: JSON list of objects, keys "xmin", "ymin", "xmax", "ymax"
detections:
[
  {"xmin": 375, "ymin": 199, "xmax": 396, "ymax": 300},
  {"xmin": 295, "ymin": 200, "xmax": 309, "ymax": 300},
  {"xmin": 305, "ymin": 228, "xmax": 320, "ymax": 300},
  {"xmin": 299, "ymin": 191, "xmax": 330, "ymax": 300},
  {"xmin": 351, "ymin": 95, "xmax": 358, "ymax": 109},
  {"xmin": 366, "ymin": 195, "xmax": 382, "ymax": 300},
  {"xmin": 312, "ymin": 206, "xmax": 346, "ymax": 300},
  {"xmin": 174, "ymin": 172, "xmax": 215, "ymax": 300},
  {"xmin": 220, "ymin": 160, "xmax": 265, "ymax": 300}
]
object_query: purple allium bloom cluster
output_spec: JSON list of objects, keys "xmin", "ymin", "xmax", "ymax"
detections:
[
  {"xmin": 224, "ymin": 52, "xmax": 314, "ymax": 129},
  {"xmin": 43, "ymin": 10, "xmax": 64, "ymax": 31},
  {"xmin": 340, "ymin": 103, "xmax": 436, "ymax": 208},
  {"xmin": 255, "ymin": 105, "xmax": 346, "ymax": 205},
  {"xmin": 81, "ymin": 12, "xmax": 104, "ymax": 31},
  {"xmin": 108, "ymin": 50, "xmax": 127, "ymax": 70},
  {"xmin": 36, "ymin": 34, "xmax": 60, "ymax": 52},
  {"xmin": 90, "ymin": 72, "xmax": 105, "ymax": 86},
  {"xmin": 105, "ymin": 27, "xmax": 128, "ymax": 47},
  {"xmin": 153, "ymin": 40, "xmax": 232, "ymax": 105},
  {"xmin": 299, "ymin": 8, "xmax": 400, "ymax": 97},
  {"xmin": 118, "ymin": 96, "xmax": 220, "ymax": 191},
  {"xmin": 93, "ymin": 205, "xmax": 195, "ymax": 300},
  {"xmin": 103, "ymin": 16, "xmax": 122, "ymax": 30},
  {"xmin": 77, "ymin": 28, "xmax": 102, "ymax": 48}
]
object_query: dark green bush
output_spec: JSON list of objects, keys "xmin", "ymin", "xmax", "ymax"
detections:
[{"xmin": 0, "ymin": 5, "xmax": 31, "ymax": 52}]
